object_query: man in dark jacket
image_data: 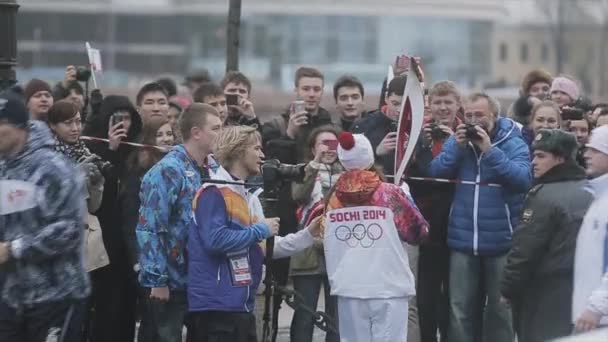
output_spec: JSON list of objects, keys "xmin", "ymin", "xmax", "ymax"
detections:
[
  {"xmin": 429, "ymin": 93, "xmax": 532, "ymax": 342},
  {"xmin": 409, "ymin": 80, "xmax": 463, "ymax": 342},
  {"xmin": 0, "ymin": 95, "xmax": 89, "ymax": 342},
  {"xmin": 501, "ymin": 129, "xmax": 592, "ymax": 342},
  {"xmin": 261, "ymin": 66, "xmax": 332, "ymax": 340},
  {"xmin": 352, "ymin": 76, "xmax": 407, "ymax": 175},
  {"xmin": 333, "ymin": 75, "xmax": 366, "ymax": 132}
]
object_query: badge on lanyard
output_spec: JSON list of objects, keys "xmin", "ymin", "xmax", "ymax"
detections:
[{"xmin": 227, "ymin": 250, "xmax": 252, "ymax": 287}]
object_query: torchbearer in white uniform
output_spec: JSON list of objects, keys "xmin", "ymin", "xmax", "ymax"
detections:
[{"xmin": 321, "ymin": 132, "xmax": 429, "ymax": 342}]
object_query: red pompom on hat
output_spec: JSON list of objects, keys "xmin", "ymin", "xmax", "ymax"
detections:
[{"xmin": 338, "ymin": 132, "xmax": 355, "ymax": 150}]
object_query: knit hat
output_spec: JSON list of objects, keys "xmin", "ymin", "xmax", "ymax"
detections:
[
  {"xmin": 550, "ymin": 77, "xmax": 580, "ymax": 102},
  {"xmin": 24, "ymin": 78, "xmax": 52, "ymax": 103},
  {"xmin": 521, "ymin": 69, "xmax": 553, "ymax": 96},
  {"xmin": 532, "ymin": 129, "xmax": 579, "ymax": 160},
  {"xmin": 337, "ymin": 132, "xmax": 375, "ymax": 171},
  {"xmin": 0, "ymin": 93, "xmax": 29, "ymax": 128},
  {"xmin": 586, "ymin": 125, "xmax": 608, "ymax": 156}
]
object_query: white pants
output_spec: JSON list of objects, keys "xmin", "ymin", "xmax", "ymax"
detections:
[{"xmin": 337, "ymin": 296, "xmax": 409, "ymax": 342}]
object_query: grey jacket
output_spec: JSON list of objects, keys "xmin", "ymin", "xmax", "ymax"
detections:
[{"xmin": 0, "ymin": 121, "xmax": 90, "ymax": 308}]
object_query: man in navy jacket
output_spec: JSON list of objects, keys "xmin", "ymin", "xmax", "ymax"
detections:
[{"xmin": 429, "ymin": 93, "xmax": 532, "ymax": 342}]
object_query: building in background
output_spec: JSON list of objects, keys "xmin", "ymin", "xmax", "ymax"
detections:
[
  {"xmin": 16, "ymin": 0, "xmax": 506, "ymax": 90},
  {"xmin": 492, "ymin": 0, "xmax": 608, "ymax": 98}
]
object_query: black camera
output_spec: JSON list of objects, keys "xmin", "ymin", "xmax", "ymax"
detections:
[
  {"xmin": 561, "ymin": 107, "xmax": 584, "ymax": 121},
  {"xmin": 76, "ymin": 66, "xmax": 92, "ymax": 82},
  {"xmin": 465, "ymin": 124, "xmax": 480, "ymax": 140},
  {"xmin": 259, "ymin": 159, "xmax": 305, "ymax": 217},
  {"xmin": 261, "ymin": 160, "xmax": 305, "ymax": 187},
  {"xmin": 429, "ymin": 123, "xmax": 449, "ymax": 140}
]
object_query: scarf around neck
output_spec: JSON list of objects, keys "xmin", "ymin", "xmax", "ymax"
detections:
[{"xmin": 53, "ymin": 135, "xmax": 92, "ymax": 162}]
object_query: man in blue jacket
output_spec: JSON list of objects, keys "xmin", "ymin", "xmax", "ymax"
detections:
[
  {"xmin": 429, "ymin": 93, "xmax": 532, "ymax": 342},
  {"xmin": 137, "ymin": 103, "xmax": 222, "ymax": 342}
]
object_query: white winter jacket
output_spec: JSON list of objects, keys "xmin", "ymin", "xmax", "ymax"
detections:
[{"xmin": 573, "ymin": 173, "xmax": 608, "ymax": 325}]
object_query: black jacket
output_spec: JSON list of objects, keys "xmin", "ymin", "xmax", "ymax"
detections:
[
  {"xmin": 409, "ymin": 138, "xmax": 454, "ymax": 247},
  {"xmin": 83, "ymin": 95, "xmax": 142, "ymax": 266},
  {"xmin": 261, "ymin": 107, "xmax": 333, "ymax": 236},
  {"xmin": 501, "ymin": 162, "xmax": 592, "ymax": 342},
  {"xmin": 352, "ymin": 110, "xmax": 396, "ymax": 175}
]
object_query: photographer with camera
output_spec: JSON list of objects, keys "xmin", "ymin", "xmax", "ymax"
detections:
[
  {"xmin": 221, "ymin": 71, "xmax": 261, "ymax": 128},
  {"xmin": 407, "ymin": 81, "xmax": 463, "ymax": 342},
  {"xmin": 187, "ymin": 126, "xmax": 323, "ymax": 341},
  {"xmin": 352, "ymin": 75, "xmax": 407, "ymax": 175},
  {"xmin": 24, "ymin": 78, "xmax": 53, "ymax": 122},
  {"xmin": 82, "ymin": 94, "xmax": 142, "ymax": 341},
  {"xmin": 429, "ymin": 93, "xmax": 531, "ymax": 342},
  {"xmin": 52, "ymin": 65, "xmax": 88, "ymax": 111}
]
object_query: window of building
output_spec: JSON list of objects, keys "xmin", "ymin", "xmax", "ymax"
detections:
[
  {"xmin": 500, "ymin": 43, "xmax": 508, "ymax": 62},
  {"xmin": 541, "ymin": 43, "xmax": 549, "ymax": 62},
  {"xmin": 520, "ymin": 43, "xmax": 529, "ymax": 63}
]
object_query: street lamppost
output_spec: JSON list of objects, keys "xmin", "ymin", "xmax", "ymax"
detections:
[{"xmin": 0, "ymin": 0, "xmax": 19, "ymax": 92}]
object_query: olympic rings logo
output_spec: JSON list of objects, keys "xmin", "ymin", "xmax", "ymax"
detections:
[{"xmin": 334, "ymin": 224, "xmax": 384, "ymax": 248}]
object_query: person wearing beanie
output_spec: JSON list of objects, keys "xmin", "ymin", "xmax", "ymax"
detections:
[
  {"xmin": 551, "ymin": 76, "xmax": 580, "ymax": 108},
  {"xmin": 24, "ymin": 78, "xmax": 53, "ymax": 121},
  {"xmin": 507, "ymin": 69, "xmax": 552, "ymax": 127},
  {"xmin": 321, "ymin": 132, "xmax": 429, "ymax": 341},
  {"xmin": 573, "ymin": 125, "xmax": 608, "ymax": 334},
  {"xmin": 521, "ymin": 69, "xmax": 553, "ymax": 99},
  {"xmin": 501, "ymin": 129, "xmax": 591, "ymax": 342},
  {"xmin": 0, "ymin": 94, "xmax": 90, "ymax": 341}
]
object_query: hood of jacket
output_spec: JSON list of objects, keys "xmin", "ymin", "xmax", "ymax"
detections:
[
  {"xmin": 489, "ymin": 117, "xmax": 521, "ymax": 147},
  {"xmin": 85, "ymin": 95, "xmax": 142, "ymax": 141},
  {"xmin": 4, "ymin": 121, "xmax": 54, "ymax": 166},
  {"xmin": 333, "ymin": 170, "xmax": 381, "ymax": 206}
]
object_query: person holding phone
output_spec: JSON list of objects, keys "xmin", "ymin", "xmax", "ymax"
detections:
[
  {"xmin": 290, "ymin": 126, "xmax": 344, "ymax": 342},
  {"xmin": 81, "ymin": 95, "xmax": 143, "ymax": 342},
  {"xmin": 352, "ymin": 75, "xmax": 407, "ymax": 175}
]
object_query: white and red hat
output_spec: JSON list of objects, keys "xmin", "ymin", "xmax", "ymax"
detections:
[{"xmin": 337, "ymin": 132, "xmax": 375, "ymax": 171}]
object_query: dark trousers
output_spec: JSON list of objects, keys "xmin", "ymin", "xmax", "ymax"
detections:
[
  {"xmin": 85, "ymin": 264, "xmax": 137, "ymax": 342},
  {"xmin": 0, "ymin": 298, "xmax": 85, "ymax": 342},
  {"xmin": 417, "ymin": 244, "xmax": 450, "ymax": 342},
  {"xmin": 290, "ymin": 274, "xmax": 339, "ymax": 342},
  {"xmin": 140, "ymin": 288, "xmax": 188, "ymax": 342},
  {"xmin": 271, "ymin": 258, "xmax": 290, "ymax": 342},
  {"xmin": 189, "ymin": 311, "xmax": 257, "ymax": 342}
]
